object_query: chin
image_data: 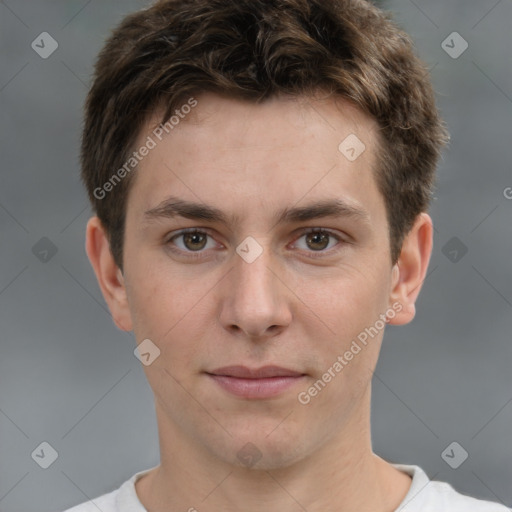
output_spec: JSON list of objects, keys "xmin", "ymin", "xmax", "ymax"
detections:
[{"xmin": 214, "ymin": 427, "xmax": 311, "ymax": 471}]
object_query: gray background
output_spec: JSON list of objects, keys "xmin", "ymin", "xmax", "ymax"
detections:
[{"xmin": 0, "ymin": 1, "xmax": 511, "ymax": 511}]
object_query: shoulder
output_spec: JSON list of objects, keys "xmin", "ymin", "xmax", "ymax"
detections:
[
  {"xmin": 58, "ymin": 465, "xmax": 157, "ymax": 512},
  {"xmin": 420, "ymin": 479, "xmax": 510, "ymax": 511},
  {"xmin": 393, "ymin": 463, "xmax": 510, "ymax": 512}
]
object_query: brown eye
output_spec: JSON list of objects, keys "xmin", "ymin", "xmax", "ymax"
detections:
[
  {"xmin": 305, "ymin": 231, "xmax": 330, "ymax": 251},
  {"xmin": 167, "ymin": 229, "xmax": 216, "ymax": 255},
  {"xmin": 182, "ymin": 231, "xmax": 207, "ymax": 251},
  {"xmin": 293, "ymin": 228, "xmax": 344, "ymax": 256}
]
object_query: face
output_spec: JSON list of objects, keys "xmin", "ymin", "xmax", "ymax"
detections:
[{"xmin": 91, "ymin": 91, "xmax": 423, "ymax": 470}]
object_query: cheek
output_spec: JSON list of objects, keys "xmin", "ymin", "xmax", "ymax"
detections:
[
  {"xmin": 296, "ymin": 263, "xmax": 388, "ymax": 337},
  {"xmin": 126, "ymin": 256, "xmax": 192, "ymax": 331},
  {"xmin": 126, "ymin": 265, "xmax": 215, "ymax": 368},
  {"xmin": 292, "ymin": 262, "xmax": 390, "ymax": 387}
]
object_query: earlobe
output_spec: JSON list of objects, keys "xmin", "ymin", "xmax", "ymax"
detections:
[
  {"xmin": 85, "ymin": 216, "xmax": 133, "ymax": 332},
  {"xmin": 387, "ymin": 213, "xmax": 433, "ymax": 326}
]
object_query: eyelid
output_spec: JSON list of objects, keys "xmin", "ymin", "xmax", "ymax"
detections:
[
  {"xmin": 166, "ymin": 227, "xmax": 223, "ymax": 249},
  {"xmin": 164, "ymin": 228, "xmax": 223, "ymax": 260},
  {"xmin": 289, "ymin": 227, "xmax": 346, "ymax": 254},
  {"xmin": 165, "ymin": 227, "xmax": 348, "ymax": 257}
]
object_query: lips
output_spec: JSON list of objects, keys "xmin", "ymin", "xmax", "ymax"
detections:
[
  {"xmin": 206, "ymin": 365, "xmax": 306, "ymax": 399},
  {"xmin": 207, "ymin": 365, "xmax": 304, "ymax": 379}
]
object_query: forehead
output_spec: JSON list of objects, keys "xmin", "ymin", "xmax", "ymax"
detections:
[
  {"xmin": 140, "ymin": 91, "xmax": 379, "ymax": 155},
  {"xmin": 126, "ymin": 91, "xmax": 386, "ymax": 231},
  {"xmin": 149, "ymin": 91, "xmax": 377, "ymax": 139}
]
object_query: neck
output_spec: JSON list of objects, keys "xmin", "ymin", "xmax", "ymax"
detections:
[{"xmin": 136, "ymin": 386, "xmax": 412, "ymax": 512}]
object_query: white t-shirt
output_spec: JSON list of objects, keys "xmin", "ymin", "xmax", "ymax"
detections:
[{"xmin": 61, "ymin": 463, "xmax": 510, "ymax": 512}]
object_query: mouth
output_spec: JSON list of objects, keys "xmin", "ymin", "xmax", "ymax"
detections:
[{"xmin": 205, "ymin": 365, "xmax": 306, "ymax": 399}]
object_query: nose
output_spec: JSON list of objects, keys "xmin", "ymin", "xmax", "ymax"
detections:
[{"xmin": 217, "ymin": 243, "xmax": 292, "ymax": 340}]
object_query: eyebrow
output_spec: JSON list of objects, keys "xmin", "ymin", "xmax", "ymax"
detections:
[{"xmin": 143, "ymin": 195, "xmax": 371, "ymax": 227}]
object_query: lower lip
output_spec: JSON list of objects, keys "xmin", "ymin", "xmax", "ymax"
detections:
[{"xmin": 207, "ymin": 374, "xmax": 305, "ymax": 399}]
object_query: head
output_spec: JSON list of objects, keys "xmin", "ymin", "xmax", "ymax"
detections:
[{"xmin": 83, "ymin": 0, "xmax": 448, "ymax": 470}]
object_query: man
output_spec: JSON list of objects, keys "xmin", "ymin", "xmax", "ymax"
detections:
[{"xmin": 65, "ymin": 0, "xmax": 509, "ymax": 510}]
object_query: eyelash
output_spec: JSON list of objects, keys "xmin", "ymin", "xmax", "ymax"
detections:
[{"xmin": 165, "ymin": 227, "xmax": 347, "ymax": 260}]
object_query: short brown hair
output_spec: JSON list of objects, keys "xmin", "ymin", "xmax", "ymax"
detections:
[{"xmin": 81, "ymin": 0, "xmax": 449, "ymax": 271}]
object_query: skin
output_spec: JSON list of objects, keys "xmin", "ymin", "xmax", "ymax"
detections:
[{"xmin": 86, "ymin": 91, "xmax": 433, "ymax": 512}]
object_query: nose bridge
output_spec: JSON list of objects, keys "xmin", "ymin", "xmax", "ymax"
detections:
[
  {"xmin": 232, "ymin": 240, "xmax": 276, "ymax": 306},
  {"xmin": 219, "ymin": 237, "xmax": 291, "ymax": 338}
]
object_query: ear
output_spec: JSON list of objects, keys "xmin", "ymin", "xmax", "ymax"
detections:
[
  {"xmin": 85, "ymin": 216, "xmax": 133, "ymax": 331},
  {"xmin": 387, "ymin": 213, "xmax": 433, "ymax": 326}
]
